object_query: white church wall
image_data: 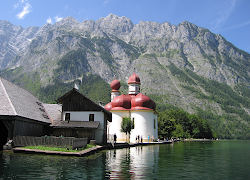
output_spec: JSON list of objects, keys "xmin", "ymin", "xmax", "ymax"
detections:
[
  {"xmin": 130, "ymin": 111, "xmax": 157, "ymax": 143},
  {"xmin": 108, "ymin": 111, "xmax": 129, "ymax": 142},
  {"xmin": 154, "ymin": 113, "xmax": 158, "ymax": 140}
]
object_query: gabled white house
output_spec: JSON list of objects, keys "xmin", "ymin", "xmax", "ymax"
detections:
[{"xmin": 46, "ymin": 88, "xmax": 112, "ymax": 144}]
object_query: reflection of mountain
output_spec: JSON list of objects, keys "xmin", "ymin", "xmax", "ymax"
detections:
[{"xmin": 105, "ymin": 145, "xmax": 159, "ymax": 179}]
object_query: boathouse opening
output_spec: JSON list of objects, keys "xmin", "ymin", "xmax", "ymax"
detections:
[{"xmin": 0, "ymin": 121, "xmax": 8, "ymax": 151}]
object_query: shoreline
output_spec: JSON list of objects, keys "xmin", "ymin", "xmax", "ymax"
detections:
[
  {"xmin": 11, "ymin": 141, "xmax": 173, "ymax": 157},
  {"xmin": 183, "ymin": 138, "xmax": 216, "ymax": 142},
  {"xmin": 8, "ymin": 139, "xmax": 239, "ymax": 157}
]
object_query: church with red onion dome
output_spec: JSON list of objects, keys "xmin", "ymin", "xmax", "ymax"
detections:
[{"xmin": 104, "ymin": 73, "xmax": 158, "ymax": 143}]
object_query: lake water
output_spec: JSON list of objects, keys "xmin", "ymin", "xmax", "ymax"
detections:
[{"xmin": 0, "ymin": 141, "xmax": 249, "ymax": 180}]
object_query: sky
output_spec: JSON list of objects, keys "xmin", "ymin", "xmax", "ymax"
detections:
[{"xmin": 0, "ymin": 0, "xmax": 250, "ymax": 53}]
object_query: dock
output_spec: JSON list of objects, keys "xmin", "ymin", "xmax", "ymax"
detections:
[{"xmin": 13, "ymin": 145, "xmax": 104, "ymax": 157}]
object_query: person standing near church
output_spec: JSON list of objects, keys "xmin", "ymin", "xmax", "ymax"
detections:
[{"xmin": 114, "ymin": 134, "xmax": 117, "ymax": 144}]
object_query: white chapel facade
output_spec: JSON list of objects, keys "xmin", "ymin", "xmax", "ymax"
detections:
[{"xmin": 104, "ymin": 73, "xmax": 158, "ymax": 143}]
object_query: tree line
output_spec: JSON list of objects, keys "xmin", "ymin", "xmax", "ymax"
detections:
[
  {"xmin": 120, "ymin": 106, "xmax": 214, "ymax": 142},
  {"xmin": 158, "ymin": 108, "xmax": 214, "ymax": 139}
]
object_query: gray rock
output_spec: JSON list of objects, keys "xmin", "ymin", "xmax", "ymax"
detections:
[{"xmin": 0, "ymin": 15, "xmax": 249, "ymax": 128}]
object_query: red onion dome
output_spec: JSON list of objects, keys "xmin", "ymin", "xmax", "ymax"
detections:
[
  {"xmin": 111, "ymin": 94, "xmax": 131, "ymax": 110},
  {"xmin": 128, "ymin": 73, "xmax": 140, "ymax": 84},
  {"xmin": 131, "ymin": 93, "xmax": 156, "ymax": 110},
  {"xmin": 110, "ymin": 79, "xmax": 120, "ymax": 91},
  {"xmin": 104, "ymin": 102, "xmax": 112, "ymax": 111}
]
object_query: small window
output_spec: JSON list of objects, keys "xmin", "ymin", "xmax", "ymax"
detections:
[
  {"xmin": 89, "ymin": 114, "xmax": 94, "ymax": 121},
  {"xmin": 154, "ymin": 119, "xmax": 156, "ymax": 129},
  {"xmin": 132, "ymin": 118, "xmax": 135, "ymax": 128},
  {"xmin": 65, "ymin": 113, "xmax": 70, "ymax": 121}
]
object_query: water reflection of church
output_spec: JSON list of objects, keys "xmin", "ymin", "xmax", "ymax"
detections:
[
  {"xmin": 105, "ymin": 145, "xmax": 159, "ymax": 179},
  {"xmin": 104, "ymin": 73, "xmax": 158, "ymax": 143}
]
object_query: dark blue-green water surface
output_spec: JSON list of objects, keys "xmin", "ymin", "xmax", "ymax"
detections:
[{"xmin": 0, "ymin": 141, "xmax": 250, "ymax": 180}]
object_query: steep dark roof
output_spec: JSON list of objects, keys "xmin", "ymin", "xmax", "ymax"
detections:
[
  {"xmin": 51, "ymin": 121, "xmax": 100, "ymax": 129},
  {"xmin": 57, "ymin": 88, "xmax": 112, "ymax": 121},
  {"xmin": 0, "ymin": 77, "xmax": 50, "ymax": 124},
  {"xmin": 57, "ymin": 88, "xmax": 81, "ymax": 103}
]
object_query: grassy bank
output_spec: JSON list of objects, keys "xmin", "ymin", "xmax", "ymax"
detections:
[{"xmin": 23, "ymin": 144, "xmax": 96, "ymax": 152}]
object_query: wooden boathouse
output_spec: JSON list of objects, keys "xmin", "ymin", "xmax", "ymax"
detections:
[{"xmin": 0, "ymin": 77, "xmax": 112, "ymax": 150}]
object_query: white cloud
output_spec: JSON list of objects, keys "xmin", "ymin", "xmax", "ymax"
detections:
[
  {"xmin": 46, "ymin": 17, "xmax": 52, "ymax": 24},
  {"xmin": 14, "ymin": 0, "xmax": 28, "ymax": 9},
  {"xmin": 13, "ymin": 3, "xmax": 19, "ymax": 9},
  {"xmin": 16, "ymin": 2, "xmax": 31, "ymax": 19},
  {"xmin": 221, "ymin": 20, "xmax": 250, "ymax": 32},
  {"xmin": 55, "ymin": 16, "xmax": 63, "ymax": 22},
  {"xmin": 213, "ymin": 0, "xmax": 237, "ymax": 30},
  {"xmin": 104, "ymin": 0, "xmax": 110, "ymax": 5}
]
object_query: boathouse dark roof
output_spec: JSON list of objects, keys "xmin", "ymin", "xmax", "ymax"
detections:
[{"xmin": 0, "ymin": 77, "xmax": 50, "ymax": 124}]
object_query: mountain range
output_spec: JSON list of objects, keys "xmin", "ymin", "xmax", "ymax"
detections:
[{"xmin": 0, "ymin": 14, "xmax": 249, "ymax": 139}]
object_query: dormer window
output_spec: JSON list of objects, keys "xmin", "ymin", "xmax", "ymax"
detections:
[{"xmin": 89, "ymin": 114, "xmax": 94, "ymax": 121}]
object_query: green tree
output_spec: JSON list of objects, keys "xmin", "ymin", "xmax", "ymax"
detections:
[
  {"xmin": 158, "ymin": 111, "xmax": 175, "ymax": 139},
  {"xmin": 121, "ymin": 117, "xmax": 134, "ymax": 142},
  {"xmin": 157, "ymin": 107, "xmax": 214, "ymax": 139},
  {"xmin": 172, "ymin": 124, "xmax": 186, "ymax": 138}
]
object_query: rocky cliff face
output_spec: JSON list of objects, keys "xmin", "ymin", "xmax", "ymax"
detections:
[
  {"xmin": 0, "ymin": 14, "xmax": 249, "ymax": 138},
  {"xmin": 0, "ymin": 15, "xmax": 249, "ymax": 85}
]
